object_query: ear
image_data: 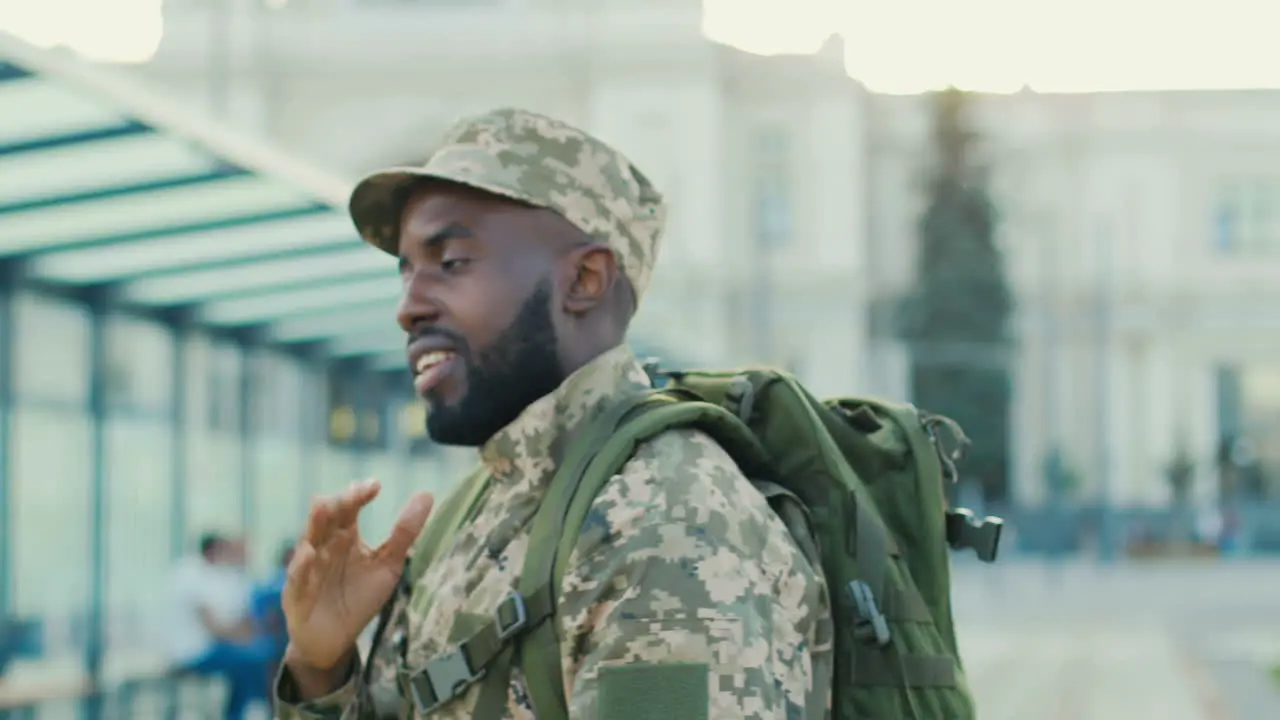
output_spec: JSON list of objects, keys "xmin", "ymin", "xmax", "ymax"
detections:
[{"xmin": 561, "ymin": 244, "xmax": 618, "ymax": 315}]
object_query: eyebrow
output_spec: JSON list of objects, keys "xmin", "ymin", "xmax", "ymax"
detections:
[{"xmin": 398, "ymin": 222, "xmax": 472, "ymax": 271}]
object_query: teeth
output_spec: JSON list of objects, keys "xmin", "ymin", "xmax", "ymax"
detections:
[{"xmin": 415, "ymin": 351, "xmax": 454, "ymax": 374}]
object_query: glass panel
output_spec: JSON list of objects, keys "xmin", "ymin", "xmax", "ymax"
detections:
[
  {"xmin": 268, "ymin": 301, "xmax": 398, "ymax": 342},
  {"xmin": 329, "ymin": 328, "xmax": 407, "ymax": 357},
  {"xmin": 200, "ymin": 277, "xmax": 399, "ymax": 325},
  {"xmin": 250, "ymin": 440, "xmax": 304, "ymax": 576},
  {"xmin": 186, "ymin": 433, "xmax": 243, "ymax": 539},
  {"xmin": 0, "ymin": 174, "xmax": 315, "ymax": 256},
  {"xmin": 207, "ymin": 342, "xmax": 242, "ymax": 434},
  {"xmin": 0, "ymin": 133, "xmax": 219, "ymax": 208},
  {"xmin": 121, "ymin": 246, "xmax": 392, "ymax": 305},
  {"xmin": 39, "ymin": 211, "xmax": 354, "ymax": 284},
  {"xmin": 249, "ymin": 353, "xmax": 305, "ymax": 441},
  {"xmin": 359, "ymin": 453, "xmax": 405, "ymax": 545},
  {"xmin": 0, "ymin": 76, "xmax": 126, "ymax": 145},
  {"xmin": 321, "ymin": 447, "xmax": 358, "ymax": 496},
  {"xmin": 104, "ymin": 418, "xmax": 173, "ymax": 654},
  {"xmin": 105, "ymin": 314, "xmax": 173, "ymax": 415},
  {"xmin": 13, "ymin": 292, "xmax": 90, "ymax": 405},
  {"xmin": 10, "ymin": 405, "xmax": 92, "ymax": 668}
]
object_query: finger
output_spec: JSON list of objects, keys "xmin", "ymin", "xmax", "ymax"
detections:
[
  {"xmin": 303, "ymin": 496, "xmax": 336, "ymax": 547},
  {"xmin": 331, "ymin": 478, "xmax": 382, "ymax": 529},
  {"xmin": 375, "ymin": 492, "xmax": 434, "ymax": 564},
  {"xmin": 284, "ymin": 540, "xmax": 319, "ymax": 619}
]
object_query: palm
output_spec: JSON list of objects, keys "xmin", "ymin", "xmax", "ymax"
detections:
[{"xmin": 283, "ymin": 480, "xmax": 433, "ymax": 671}]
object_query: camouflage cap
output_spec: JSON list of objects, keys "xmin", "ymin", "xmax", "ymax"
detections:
[{"xmin": 349, "ymin": 107, "xmax": 667, "ymax": 303}]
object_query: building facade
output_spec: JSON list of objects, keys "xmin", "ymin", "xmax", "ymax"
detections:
[
  {"xmin": 868, "ymin": 90, "xmax": 1280, "ymax": 507},
  {"xmin": 136, "ymin": 0, "xmax": 872, "ymax": 401},
  {"xmin": 129, "ymin": 0, "xmax": 1280, "ymax": 509}
]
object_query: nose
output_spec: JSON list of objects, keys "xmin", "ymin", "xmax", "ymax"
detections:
[{"xmin": 396, "ymin": 273, "xmax": 440, "ymax": 333}]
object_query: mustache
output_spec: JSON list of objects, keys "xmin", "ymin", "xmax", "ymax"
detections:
[{"xmin": 407, "ymin": 326, "xmax": 470, "ymax": 355}]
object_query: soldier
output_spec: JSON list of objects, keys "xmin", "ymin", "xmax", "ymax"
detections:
[{"xmin": 276, "ymin": 108, "xmax": 832, "ymax": 719}]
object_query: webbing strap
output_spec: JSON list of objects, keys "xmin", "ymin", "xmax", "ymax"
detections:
[
  {"xmin": 408, "ymin": 468, "xmax": 493, "ymax": 583},
  {"xmin": 514, "ymin": 394, "xmax": 657, "ymax": 720},
  {"xmin": 855, "ymin": 501, "xmax": 889, "ymax": 600},
  {"xmin": 851, "ymin": 652, "xmax": 956, "ymax": 687},
  {"xmin": 523, "ymin": 395, "xmax": 768, "ymax": 720},
  {"xmin": 401, "ymin": 587, "xmax": 555, "ymax": 715},
  {"xmin": 472, "ymin": 646, "xmax": 515, "ymax": 720},
  {"xmin": 875, "ymin": 586, "xmax": 933, "ymax": 623}
]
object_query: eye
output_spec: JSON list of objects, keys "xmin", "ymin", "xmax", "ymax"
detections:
[{"xmin": 441, "ymin": 257, "xmax": 470, "ymax": 273}]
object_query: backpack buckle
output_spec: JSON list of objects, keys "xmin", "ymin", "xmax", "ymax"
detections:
[
  {"xmin": 848, "ymin": 580, "xmax": 892, "ymax": 647},
  {"xmin": 403, "ymin": 647, "xmax": 486, "ymax": 715},
  {"xmin": 946, "ymin": 508, "xmax": 1004, "ymax": 563}
]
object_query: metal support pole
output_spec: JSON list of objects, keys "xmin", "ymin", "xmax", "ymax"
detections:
[
  {"xmin": 300, "ymin": 354, "xmax": 323, "ymax": 508},
  {"xmin": 394, "ymin": 378, "xmax": 415, "ymax": 506},
  {"xmin": 83, "ymin": 301, "xmax": 108, "ymax": 720},
  {"xmin": 1096, "ymin": 216, "xmax": 1118, "ymax": 563},
  {"xmin": 1041, "ymin": 218, "xmax": 1062, "ymax": 469},
  {"xmin": 239, "ymin": 343, "xmax": 256, "ymax": 541},
  {"xmin": 0, "ymin": 278, "xmax": 13, "ymax": 629},
  {"xmin": 353, "ymin": 360, "xmax": 373, "ymax": 478},
  {"xmin": 170, "ymin": 318, "xmax": 190, "ymax": 560}
]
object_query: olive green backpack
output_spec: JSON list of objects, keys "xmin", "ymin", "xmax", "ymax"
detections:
[{"xmin": 387, "ymin": 366, "xmax": 1003, "ymax": 719}]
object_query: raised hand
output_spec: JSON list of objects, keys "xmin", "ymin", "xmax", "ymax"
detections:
[{"xmin": 283, "ymin": 479, "xmax": 433, "ymax": 676}]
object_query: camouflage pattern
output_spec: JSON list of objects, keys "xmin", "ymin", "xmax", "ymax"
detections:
[
  {"xmin": 348, "ymin": 107, "xmax": 667, "ymax": 303},
  {"xmin": 274, "ymin": 344, "xmax": 834, "ymax": 719}
]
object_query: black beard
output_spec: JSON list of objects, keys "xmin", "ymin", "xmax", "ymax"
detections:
[{"xmin": 424, "ymin": 280, "xmax": 564, "ymax": 446}]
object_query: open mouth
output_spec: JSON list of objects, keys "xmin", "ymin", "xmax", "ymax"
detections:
[{"xmin": 413, "ymin": 350, "xmax": 459, "ymax": 395}]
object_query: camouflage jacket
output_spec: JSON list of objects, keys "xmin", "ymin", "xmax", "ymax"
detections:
[{"xmin": 275, "ymin": 345, "xmax": 833, "ymax": 719}]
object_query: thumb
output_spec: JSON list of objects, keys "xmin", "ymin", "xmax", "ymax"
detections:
[{"xmin": 377, "ymin": 491, "xmax": 434, "ymax": 563}]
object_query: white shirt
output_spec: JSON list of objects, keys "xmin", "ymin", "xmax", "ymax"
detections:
[{"xmin": 166, "ymin": 555, "xmax": 252, "ymax": 664}]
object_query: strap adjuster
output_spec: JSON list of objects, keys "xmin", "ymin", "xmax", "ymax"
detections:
[
  {"xmin": 405, "ymin": 647, "xmax": 485, "ymax": 715},
  {"xmin": 848, "ymin": 580, "xmax": 892, "ymax": 647},
  {"xmin": 494, "ymin": 592, "xmax": 529, "ymax": 641}
]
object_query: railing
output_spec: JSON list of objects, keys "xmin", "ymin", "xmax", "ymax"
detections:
[
  {"xmin": 984, "ymin": 500, "xmax": 1280, "ymax": 557},
  {"xmin": 0, "ymin": 667, "xmax": 225, "ymax": 719}
]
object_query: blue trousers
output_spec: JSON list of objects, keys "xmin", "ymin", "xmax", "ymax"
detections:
[{"xmin": 185, "ymin": 640, "xmax": 274, "ymax": 720}]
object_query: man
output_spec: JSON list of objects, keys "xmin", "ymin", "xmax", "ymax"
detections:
[
  {"xmin": 169, "ymin": 533, "xmax": 272, "ymax": 720},
  {"xmin": 275, "ymin": 108, "xmax": 832, "ymax": 719}
]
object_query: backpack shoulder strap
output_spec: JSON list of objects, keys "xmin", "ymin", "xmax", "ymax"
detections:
[
  {"xmin": 408, "ymin": 466, "xmax": 492, "ymax": 583},
  {"xmin": 510, "ymin": 390, "xmax": 769, "ymax": 720},
  {"xmin": 363, "ymin": 466, "xmax": 491, "ymax": 687}
]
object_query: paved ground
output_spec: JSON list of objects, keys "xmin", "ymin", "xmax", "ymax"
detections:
[
  {"xmin": 951, "ymin": 558, "xmax": 1280, "ymax": 719},
  {"xmin": 10, "ymin": 559, "xmax": 1280, "ymax": 718}
]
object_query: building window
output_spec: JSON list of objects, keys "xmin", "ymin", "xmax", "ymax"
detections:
[
  {"xmin": 206, "ymin": 345, "xmax": 241, "ymax": 434},
  {"xmin": 248, "ymin": 354, "xmax": 305, "ymax": 439},
  {"xmin": 1214, "ymin": 177, "xmax": 1280, "ymax": 255},
  {"xmin": 399, "ymin": 397, "xmax": 438, "ymax": 456},
  {"xmin": 326, "ymin": 368, "xmax": 389, "ymax": 451},
  {"xmin": 751, "ymin": 126, "xmax": 792, "ymax": 250}
]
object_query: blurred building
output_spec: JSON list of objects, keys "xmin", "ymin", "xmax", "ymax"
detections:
[
  {"xmin": 128, "ymin": 1, "xmax": 1280, "ymax": 508},
  {"xmin": 136, "ymin": 0, "xmax": 871, "ymax": 400},
  {"xmin": 868, "ymin": 90, "xmax": 1280, "ymax": 507}
]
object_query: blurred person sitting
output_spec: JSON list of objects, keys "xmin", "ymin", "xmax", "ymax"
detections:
[
  {"xmin": 249, "ymin": 543, "xmax": 295, "ymax": 685},
  {"xmin": 167, "ymin": 532, "xmax": 272, "ymax": 720}
]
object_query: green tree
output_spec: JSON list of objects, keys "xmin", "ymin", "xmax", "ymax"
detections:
[{"xmin": 900, "ymin": 87, "xmax": 1015, "ymax": 502}]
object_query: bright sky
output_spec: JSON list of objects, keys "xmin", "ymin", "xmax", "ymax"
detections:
[{"xmin": 1, "ymin": 0, "xmax": 1277, "ymax": 93}]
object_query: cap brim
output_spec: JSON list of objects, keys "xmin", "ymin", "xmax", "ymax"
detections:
[{"xmin": 348, "ymin": 167, "xmax": 542, "ymax": 257}]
